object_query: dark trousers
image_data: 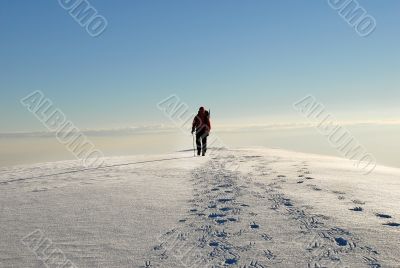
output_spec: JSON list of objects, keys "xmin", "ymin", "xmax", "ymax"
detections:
[{"xmin": 196, "ymin": 131, "xmax": 208, "ymax": 155}]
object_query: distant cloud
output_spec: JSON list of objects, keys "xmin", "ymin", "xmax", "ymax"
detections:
[
  {"xmin": 1, "ymin": 120, "xmax": 399, "ymax": 138},
  {"xmin": 217, "ymin": 119, "xmax": 400, "ymax": 133},
  {"xmin": 0, "ymin": 125, "xmax": 178, "ymax": 138}
]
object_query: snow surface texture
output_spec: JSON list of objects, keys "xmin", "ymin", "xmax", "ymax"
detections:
[{"xmin": 0, "ymin": 148, "xmax": 399, "ymax": 267}]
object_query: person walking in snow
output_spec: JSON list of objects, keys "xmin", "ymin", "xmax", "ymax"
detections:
[{"xmin": 191, "ymin": 107, "xmax": 211, "ymax": 156}]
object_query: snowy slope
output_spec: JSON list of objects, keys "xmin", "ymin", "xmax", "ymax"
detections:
[{"xmin": 0, "ymin": 148, "xmax": 399, "ymax": 267}]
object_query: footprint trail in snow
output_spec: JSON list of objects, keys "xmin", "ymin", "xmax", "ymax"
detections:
[{"xmin": 143, "ymin": 153, "xmax": 381, "ymax": 267}]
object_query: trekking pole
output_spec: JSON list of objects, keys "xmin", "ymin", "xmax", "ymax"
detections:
[{"xmin": 192, "ymin": 133, "xmax": 196, "ymax": 157}]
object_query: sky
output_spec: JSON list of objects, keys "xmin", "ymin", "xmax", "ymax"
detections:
[
  {"xmin": 0, "ymin": 1, "xmax": 400, "ymax": 168},
  {"xmin": 1, "ymin": 0, "xmax": 399, "ymax": 133}
]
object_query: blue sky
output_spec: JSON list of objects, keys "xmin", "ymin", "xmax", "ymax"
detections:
[{"xmin": 1, "ymin": 0, "xmax": 399, "ymax": 133}]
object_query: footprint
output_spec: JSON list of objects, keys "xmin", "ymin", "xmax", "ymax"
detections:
[
  {"xmin": 284, "ymin": 201, "xmax": 293, "ymax": 207},
  {"xmin": 332, "ymin": 190, "xmax": 346, "ymax": 195},
  {"xmin": 283, "ymin": 198, "xmax": 293, "ymax": 207},
  {"xmin": 32, "ymin": 188, "xmax": 48, "ymax": 192},
  {"xmin": 218, "ymin": 198, "xmax": 233, "ymax": 203},
  {"xmin": 375, "ymin": 213, "xmax": 392, "ymax": 219},
  {"xmin": 352, "ymin": 199, "xmax": 365, "ymax": 205},
  {"xmin": 209, "ymin": 241, "xmax": 219, "ymax": 247},
  {"xmin": 383, "ymin": 222, "xmax": 400, "ymax": 227},
  {"xmin": 215, "ymin": 231, "xmax": 227, "ymax": 238},
  {"xmin": 363, "ymin": 257, "xmax": 380, "ymax": 268},
  {"xmin": 225, "ymin": 259, "xmax": 238, "ymax": 265},
  {"xmin": 216, "ymin": 219, "xmax": 228, "ymax": 225},
  {"xmin": 208, "ymin": 213, "xmax": 226, "ymax": 218},
  {"xmin": 261, "ymin": 233, "xmax": 272, "ymax": 241},
  {"xmin": 250, "ymin": 222, "xmax": 260, "ymax": 229},
  {"xmin": 218, "ymin": 184, "xmax": 232, "ymax": 188},
  {"xmin": 271, "ymin": 204, "xmax": 279, "ymax": 210},
  {"xmin": 349, "ymin": 207, "xmax": 363, "ymax": 212},
  {"xmin": 335, "ymin": 237, "xmax": 348, "ymax": 246},
  {"xmin": 308, "ymin": 262, "xmax": 323, "ymax": 268},
  {"xmin": 264, "ymin": 249, "xmax": 276, "ymax": 260}
]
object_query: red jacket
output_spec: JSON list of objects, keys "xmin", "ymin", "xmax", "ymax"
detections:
[{"xmin": 192, "ymin": 112, "xmax": 211, "ymax": 133}]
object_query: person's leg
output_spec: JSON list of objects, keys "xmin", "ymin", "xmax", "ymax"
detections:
[
  {"xmin": 201, "ymin": 134, "xmax": 208, "ymax": 156},
  {"xmin": 195, "ymin": 133, "xmax": 202, "ymax": 156}
]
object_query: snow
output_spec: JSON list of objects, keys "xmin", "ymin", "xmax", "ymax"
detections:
[{"xmin": 0, "ymin": 148, "xmax": 399, "ymax": 267}]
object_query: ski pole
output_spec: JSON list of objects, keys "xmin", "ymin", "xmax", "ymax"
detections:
[{"xmin": 192, "ymin": 133, "xmax": 196, "ymax": 157}]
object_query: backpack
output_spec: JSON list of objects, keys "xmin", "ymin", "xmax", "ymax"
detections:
[{"xmin": 205, "ymin": 110, "xmax": 210, "ymax": 119}]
